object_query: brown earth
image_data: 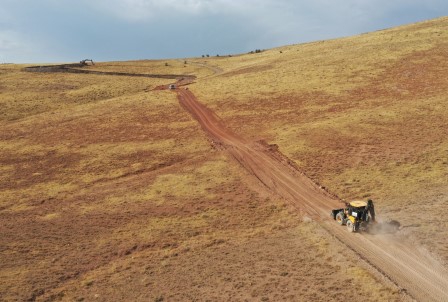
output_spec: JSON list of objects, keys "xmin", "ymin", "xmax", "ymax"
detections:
[
  {"xmin": 191, "ymin": 17, "xmax": 448, "ymax": 268},
  {"xmin": 1, "ymin": 17, "xmax": 448, "ymax": 302},
  {"xmin": 175, "ymin": 86, "xmax": 448, "ymax": 302},
  {"xmin": 2, "ymin": 65, "xmax": 402, "ymax": 302}
]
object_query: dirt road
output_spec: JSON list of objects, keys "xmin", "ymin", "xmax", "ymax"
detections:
[{"xmin": 176, "ymin": 88, "xmax": 448, "ymax": 302}]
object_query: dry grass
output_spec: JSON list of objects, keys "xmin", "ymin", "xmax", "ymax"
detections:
[
  {"xmin": 81, "ymin": 59, "xmax": 213, "ymax": 78},
  {"xmin": 0, "ymin": 65, "xmax": 169, "ymax": 121},
  {"xmin": 2, "ymin": 17, "xmax": 445, "ymax": 301},
  {"xmin": 0, "ymin": 59, "xmax": 401, "ymax": 301},
  {"xmin": 193, "ymin": 17, "xmax": 447, "ymax": 102},
  {"xmin": 187, "ymin": 17, "xmax": 448, "ymax": 264},
  {"xmin": 0, "ymin": 73, "xmax": 211, "ymax": 211},
  {"xmin": 0, "ymin": 63, "xmax": 213, "ymax": 300}
]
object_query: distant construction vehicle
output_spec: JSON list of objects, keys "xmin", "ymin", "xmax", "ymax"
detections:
[
  {"xmin": 80, "ymin": 59, "xmax": 95, "ymax": 66},
  {"xmin": 331, "ymin": 200, "xmax": 376, "ymax": 232}
]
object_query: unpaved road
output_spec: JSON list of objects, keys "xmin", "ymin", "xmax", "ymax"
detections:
[
  {"xmin": 24, "ymin": 64, "xmax": 193, "ymax": 79},
  {"xmin": 176, "ymin": 87, "xmax": 448, "ymax": 302}
]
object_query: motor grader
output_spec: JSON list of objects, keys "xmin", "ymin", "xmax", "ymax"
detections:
[{"xmin": 331, "ymin": 199, "xmax": 376, "ymax": 232}]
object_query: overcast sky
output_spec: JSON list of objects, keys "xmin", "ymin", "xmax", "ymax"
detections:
[{"xmin": 1, "ymin": 0, "xmax": 447, "ymax": 63}]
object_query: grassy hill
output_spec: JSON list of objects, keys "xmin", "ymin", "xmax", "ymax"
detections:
[
  {"xmin": 1, "ymin": 17, "xmax": 447, "ymax": 301},
  {"xmin": 192, "ymin": 16, "xmax": 448, "ymax": 261}
]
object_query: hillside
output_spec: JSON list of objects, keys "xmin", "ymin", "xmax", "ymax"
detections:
[
  {"xmin": 192, "ymin": 16, "xmax": 448, "ymax": 262},
  {"xmin": 1, "ymin": 17, "xmax": 447, "ymax": 301}
]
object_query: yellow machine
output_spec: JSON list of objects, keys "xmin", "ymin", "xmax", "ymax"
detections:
[{"xmin": 331, "ymin": 200, "xmax": 376, "ymax": 232}]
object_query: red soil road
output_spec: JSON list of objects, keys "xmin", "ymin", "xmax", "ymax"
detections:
[{"xmin": 176, "ymin": 87, "xmax": 448, "ymax": 302}]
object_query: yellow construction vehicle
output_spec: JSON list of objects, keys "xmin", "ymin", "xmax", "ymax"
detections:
[{"xmin": 331, "ymin": 199, "xmax": 376, "ymax": 232}]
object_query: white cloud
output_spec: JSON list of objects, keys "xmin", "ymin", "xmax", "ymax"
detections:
[
  {"xmin": 0, "ymin": 30, "xmax": 22, "ymax": 51},
  {"xmin": 1, "ymin": 0, "xmax": 447, "ymax": 62},
  {"xmin": 0, "ymin": 29, "xmax": 52, "ymax": 63},
  {"xmin": 0, "ymin": 30, "xmax": 23, "ymax": 62},
  {"xmin": 78, "ymin": 0, "xmax": 448, "ymax": 47},
  {"xmin": 89, "ymin": 0, "xmax": 263, "ymax": 22}
]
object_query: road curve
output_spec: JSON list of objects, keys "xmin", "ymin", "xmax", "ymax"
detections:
[{"xmin": 176, "ymin": 87, "xmax": 448, "ymax": 302}]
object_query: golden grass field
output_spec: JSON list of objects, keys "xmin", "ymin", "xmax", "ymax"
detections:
[
  {"xmin": 192, "ymin": 16, "xmax": 448, "ymax": 261},
  {"xmin": 1, "ymin": 17, "xmax": 447, "ymax": 301}
]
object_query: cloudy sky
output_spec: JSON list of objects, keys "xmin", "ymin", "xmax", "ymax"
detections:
[{"xmin": 1, "ymin": 0, "xmax": 447, "ymax": 63}]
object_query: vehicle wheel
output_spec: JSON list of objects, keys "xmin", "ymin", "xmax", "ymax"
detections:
[
  {"xmin": 346, "ymin": 220, "xmax": 355, "ymax": 232},
  {"xmin": 335, "ymin": 212, "xmax": 345, "ymax": 225}
]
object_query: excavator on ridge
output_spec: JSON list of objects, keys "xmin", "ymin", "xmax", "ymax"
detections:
[{"xmin": 80, "ymin": 59, "xmax": 95, "ymax": 66}]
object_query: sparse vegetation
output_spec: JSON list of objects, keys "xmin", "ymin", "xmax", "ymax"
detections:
[
  {"xmin": 1, "ymin": 16, "xmax": 447, "ymax": 301},
  {"xmin": 249, "ymin": 49, "xmax": 263, "ymax": 54},
  {"xmin": 192, "ymin": 16, "xmax": 448, "ymax": 264}
]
